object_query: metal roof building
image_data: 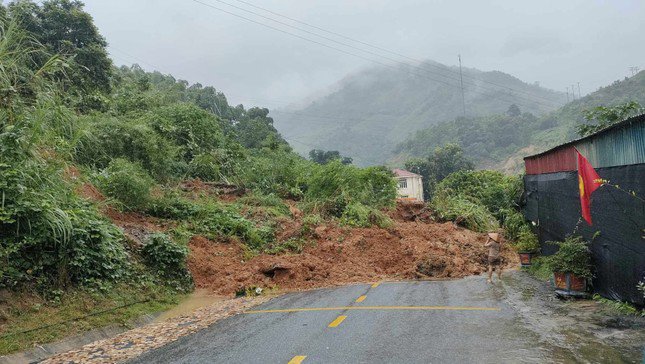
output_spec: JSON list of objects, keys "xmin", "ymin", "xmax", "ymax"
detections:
[
  {"xmin": 524, "ymin": 113, "xmax": 645, "ymax": 173},
  {"xmin": 523, "ymin": 113, "xmax": 645, "ymax": 304}
]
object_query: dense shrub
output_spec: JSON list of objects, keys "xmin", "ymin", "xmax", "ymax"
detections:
[
  {"xmin": 238, "ymin": 150, "xmax": 308, "ymax": 199},
  {"xmin": 513, "ymin": 228, "xmax": 540, "ymax": 253},
  {"xmin": 187, "ymin": 152, "xmax": 221, "ymax": 181},
  {"xmin": 340, "ymin": 202, "xmax": 392, "ymax": 228},
  {"xmin": 305, "ymin": 161, "xmax": 396, "ymax": 217},
  {"xmin": 65, "ymin": 207, "xmax": 131, "ymax": 286},
  {"xmin": 146, "ymin": 103, "xmax": 227, "ymax": 161},
  {"xmin": 432, "ymin": 170, "xmax": 532, "ymax": 237},
  {"xmin": 191, "ymin": 203, "xmax": 275, "ymax": 250},
  {"xmin": 500, "ymin": 209, "xmax": 528, "ymax": 242},
  {"xmin": 142, "ymin": 233, "xmax": 192, "ymax": 290},
  {"xmin": 147, "ymin": 192, "xmax": 201, "ymax": 219},
  {"xmin": 75, "ymin": 116, "xmax": 177, "ymax": 179},
  {"xmin": 545, "ymin": 236, "xmax": 592, "ymax": 278},
  {"xmin": 432, "ymin": 192, "xmax": 499, "ymax": 232},
  {"xmin": 98, "ymin": 159, "xmax": 154, "ymax": 211},
  {"xmin": 435, "ymin": 170, "xmax": 521, "ymax": 219}
]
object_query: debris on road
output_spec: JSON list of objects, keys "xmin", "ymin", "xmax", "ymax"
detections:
[
  {"xmin": 189, "ymin": 203, "xmax": 518, "ymax": 296},
  {"xmin": 40, "ymin": 296, "xmax": 271, "ymax": 364}
]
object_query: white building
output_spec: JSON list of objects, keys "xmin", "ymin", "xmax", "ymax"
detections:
[{"xmin": 392, "ymin": 169, "xmax": 424, "ymax": 202}]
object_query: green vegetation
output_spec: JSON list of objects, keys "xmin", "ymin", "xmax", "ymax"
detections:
[
  {"xmin": 0, "ymin": 0, "xmax": 398, "ymax": 354},
  {"xmin": 430, "ymin": 170, "xmax": 525, "ymax": 232},
  {"xmin": 592, "ymin": 294, "xmax": 644, "ymax": 317},
  {"xmin": 0, "ymin": 284, "xmax": 182, "ymax": 356},
  {"xmin": 97, "ymin": 159, "xmax": 155, "ymax": 211},
  {"xmin": 274, "ymin": 61, "xmax": 565, "ymax": 165},
  {"xmin": 404, "ymin": 143, "xmax": 474, "ymax": 199},
  {"xmin": 544, "ymin": 236, "xmax": 593, "ymax": 279},
  {"xmin": 142, "ymin": 233, "xmax": 193, "ymax": 290},
  {"xmin": 428, "ymin": 168, "xmax": 540, "ymax": 251},
  {"xmin": 525, "ymin": 256, "xmax": 552, "ymax": 281},
  {"xmin": 398, "ymin": 106, "xmax": 542, "ymax": 168},
  {"xmin": 512, "ymin": 229, "xmax": 541, "ymax": 253},
  {"xmin": 396, "ymin": 72, "xmax": 645, "ymax": 170},
  {"xmin": 309, "ymin": 149, "xmax": 353, "ymax": 165},
  {"xmin": 575, "ymin": 101, "xmax": 643, "ymax": 137}
]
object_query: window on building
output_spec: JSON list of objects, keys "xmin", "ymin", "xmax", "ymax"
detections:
[{"xmin": 398, "ymin": 179, "xmax": 407, "ymax": 188}]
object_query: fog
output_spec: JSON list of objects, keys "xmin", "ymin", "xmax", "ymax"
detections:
[{"xmin": 83, "ymin": 0, "xmax": 645, "ymax": 109}]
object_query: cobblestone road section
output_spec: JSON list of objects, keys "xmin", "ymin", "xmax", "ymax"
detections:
[{"xmin": 41, "ymin": 296, "xmax": 271, "ymax": 364}]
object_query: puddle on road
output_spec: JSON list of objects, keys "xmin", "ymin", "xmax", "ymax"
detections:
[
  {"xmin": 501, "ymin": 272, "xmax": 645, "ymax": 363},
  {"xmin": 155, "ymin": 289, "xmax": 226, "ymax": 322}
]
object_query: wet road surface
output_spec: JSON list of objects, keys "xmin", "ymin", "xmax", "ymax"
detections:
[{"xmin": 131, "ymin": 275, "xmax": 562, "ymax": 363}]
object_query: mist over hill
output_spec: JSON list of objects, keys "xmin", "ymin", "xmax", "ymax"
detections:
[
  {"xmin": 272, "ymin": 60, "xmax": 566, "ymax": 165},
  {"xmin": 396, "ymin": 70, "xmax": 645, "ymax": 173}
]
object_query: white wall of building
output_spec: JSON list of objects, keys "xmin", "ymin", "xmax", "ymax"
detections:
[{"xmin": 396, "ymin": 176, "xmax": 424, "ymax": 201}]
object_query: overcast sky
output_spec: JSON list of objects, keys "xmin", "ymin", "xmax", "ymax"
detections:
[{"xmin": 83, "ymin": 0, "xmax": 645, "ymax": 109}]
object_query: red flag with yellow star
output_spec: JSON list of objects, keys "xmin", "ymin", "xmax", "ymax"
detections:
[{"xmin": 576, "ymin": 149, "xmax": 603, "ymax": 225}]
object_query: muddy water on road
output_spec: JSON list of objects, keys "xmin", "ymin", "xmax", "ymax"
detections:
[
  {"xmin": 154, "ymin": 289, "xmax": 226, "ymax": 322},
  {"xmin": 499, "ymin": 272, "xmax": 645, "ymax": 363}
]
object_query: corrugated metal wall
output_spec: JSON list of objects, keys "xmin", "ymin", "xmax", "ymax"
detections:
[
  {"xmin": 576, "ymin": 118, "xmax": 645, "ymax": 168},
  {"xmin": 522, "ymin": 114, "xmax": 645, "ymax": 304},
  {"xmin": 525, "ymin": 146, "xmax": 576, "ymax": 174},
  {"xmin": 525, "ymin": 115, "xmax": 645, "ymax": 174}
]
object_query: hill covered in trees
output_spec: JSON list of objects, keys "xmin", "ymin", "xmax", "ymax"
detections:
[
  {"xmin": 395, "ymin": 70, "xmax": 645, "ymax": 172},
  {"xmin": 272, "ymin": 61, "xmax": 566, "ymax": 165},
  {"xmin": 0, "ymin": 0, "xmax": 400, "ymax": 352}
]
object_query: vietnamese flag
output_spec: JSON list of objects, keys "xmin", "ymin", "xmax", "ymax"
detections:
[{"xmin": 576, "ymin": 149, "xmax": 603, "ymax": 225}]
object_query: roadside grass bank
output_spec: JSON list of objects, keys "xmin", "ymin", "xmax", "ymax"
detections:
[{"xmin": 0, "ymin": 284, "xmax": 183, "ymax": 356}]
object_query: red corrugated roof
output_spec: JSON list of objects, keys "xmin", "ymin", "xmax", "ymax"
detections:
[
  {"xmin": 392, "ymin": 168, "xmax": 422, "ymax": 178},
  {"xmin": 525, "ymin": 145, "xmax": 577, "ymax": 175}
]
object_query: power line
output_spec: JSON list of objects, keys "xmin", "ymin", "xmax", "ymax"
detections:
[
  {"xmin": 229, "ymin": 0, "xmax": 563, "ymax": 106},
  {"xmin": 205, "ymin": 0, "xmax": 562, "ymax": 109},
  {"xmin": 189, "ymin": 0, "xmax": 562, "ymax": 111},
  {"xmin": 105, "ymin": 46, "xmax": 406, "ymax": 131}
]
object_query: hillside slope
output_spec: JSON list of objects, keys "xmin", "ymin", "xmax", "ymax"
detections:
[
  {"xmin": 395, "ymin": 70, "xmax": 645, "ymax": 172},
  {"xmin": 273, "ymin": 60, "xmax": 566, "ymax": 165}
]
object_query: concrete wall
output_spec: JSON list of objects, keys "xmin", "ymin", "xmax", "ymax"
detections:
[{"xmin": 396, "ymin": 176, "xmax": 424, "ymax": 201}]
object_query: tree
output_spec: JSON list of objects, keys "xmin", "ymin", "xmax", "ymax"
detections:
[
  {"xmin": 404, "ymin": 143, "xmax": 474, "ymax": 199},
  {"xmin": 233, "ymin": 107, "xmax": 286, "ymax": 150},
  {"xmin": 507, "ymin": 104, "xmax": 521, "ymax": 117},
  {"xmin": 8, "ymin": 0, "xmax": 113, "ymax": 109},
  {"xmin": 576, "ymin": 101, "xmax": 643, "ymax": 137},
  {"xmin": 309, "ymin": 149, "xmax": 352, "ymax": 165}
]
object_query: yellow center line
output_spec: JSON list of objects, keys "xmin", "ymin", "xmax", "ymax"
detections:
[
  {"xmin": 245, "ymin": 305, "xmax": 500, "ymax": 314},
  {"xmin": 288, "ymin": 355, "xmax": 307, "ymax": 364},
  {"xmin": 328, "ymin": 315, "xmax": 347, "ymax": 327},
  {"xmin": 355, "ymin": 295, "xmax": 367, "ymax": 303},
  {"xmin": 371, "ymin": 282, "xmax": 380, "ymax": 288}
]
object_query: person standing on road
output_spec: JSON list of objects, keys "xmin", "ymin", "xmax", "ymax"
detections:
[{"xmin": 484, "ymin": 232, "xmax": 502, "ymax": 283}]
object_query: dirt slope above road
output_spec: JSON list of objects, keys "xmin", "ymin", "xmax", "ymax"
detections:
[{"xmin": 189, "ymin": 203, "xmax": 517, "ymax": 296}]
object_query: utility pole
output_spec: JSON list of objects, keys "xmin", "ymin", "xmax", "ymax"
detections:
[
  {"xmin": 571, "ymin": 84, "xmax": 576, "ymax": 100},
  {"xmin": 458, "ymin": 54, "xmax": 466, "ymax": 118},
  {"xmin": 577, "ymin": 82, "xmax": 581, "ymax": 98},
  {"xmin": 566, "ymin": 87, "xmax": 570, "ymax": 103}
]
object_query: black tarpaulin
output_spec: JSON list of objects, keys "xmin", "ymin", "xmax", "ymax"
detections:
[{"xmin": 524, "ymin": 164, "xmax": 645, "ymax": 305}]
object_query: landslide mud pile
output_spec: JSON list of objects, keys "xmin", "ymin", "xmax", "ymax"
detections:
[{"xmin": 189, "ymin": 202, "xmax": 518, "ymax": 295}]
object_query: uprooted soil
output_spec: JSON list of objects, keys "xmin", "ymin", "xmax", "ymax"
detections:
[
  {"xmin": 72, "ymin": 174, "xmax": 517, "ymax": 296},
  {"xmin": 189, "ymin": 202, "xmax": 518, "ymax": 296}
]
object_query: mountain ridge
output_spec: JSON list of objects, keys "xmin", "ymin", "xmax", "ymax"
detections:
[{"xmin": 272, "ymin": 60, "xmax": 566, "ymax": 165}]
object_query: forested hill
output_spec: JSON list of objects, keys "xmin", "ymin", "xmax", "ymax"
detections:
[
  {"xmin": 395, "ymin": 70, "xmax": 645, "ymax": 172},
  {"xmin": 272, "ymin": 60, "xmax": 566, "ymax": 165}
]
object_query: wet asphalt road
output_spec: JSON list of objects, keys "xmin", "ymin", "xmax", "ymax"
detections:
[{"xmin": 130, "ymin": 275, "xmax": 550, "ymax": 364}]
